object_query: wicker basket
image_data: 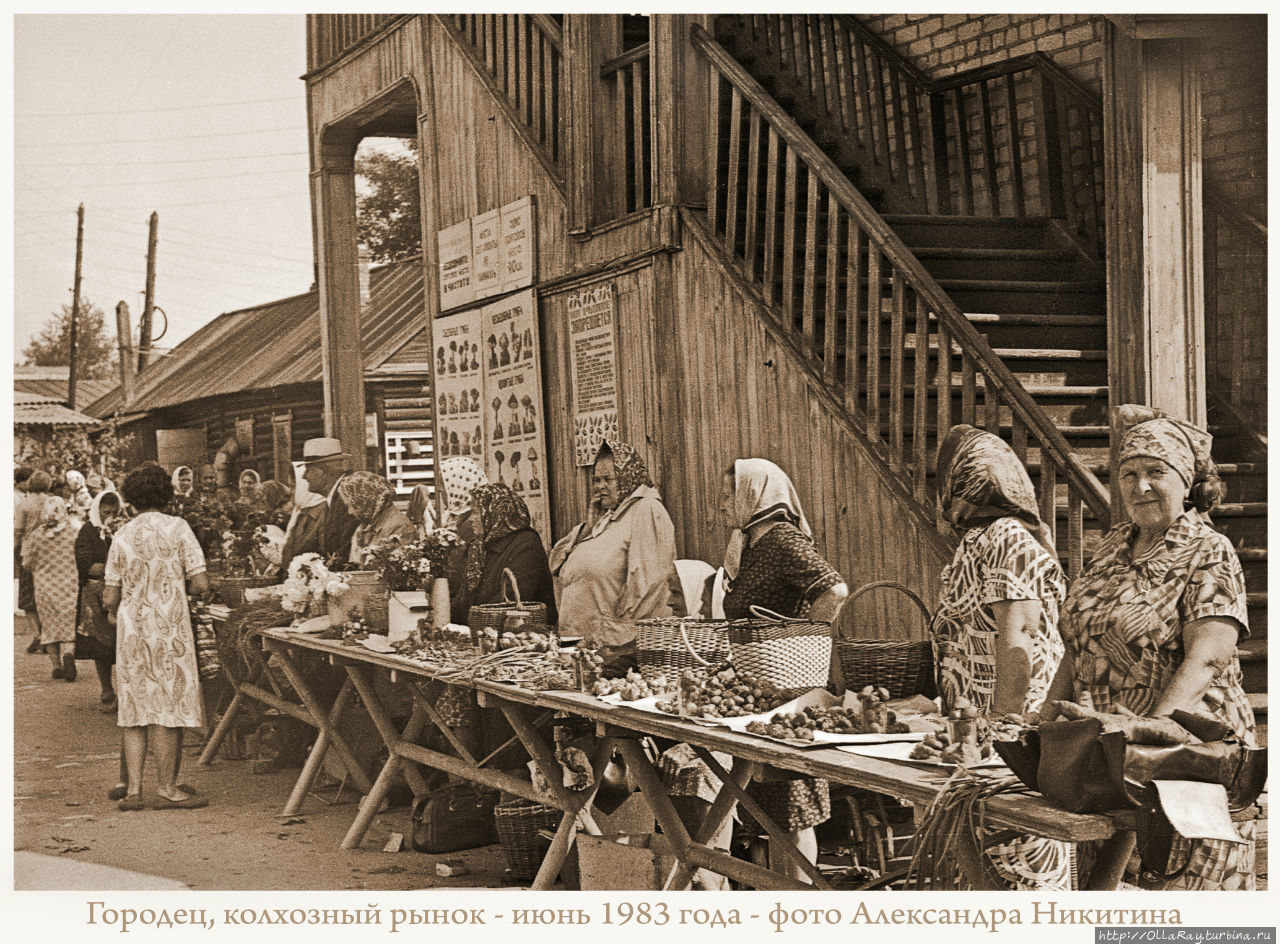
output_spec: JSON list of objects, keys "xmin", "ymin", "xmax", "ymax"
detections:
[
  {"xmin": 726, "ymin": 608, "xmax": 833, "ymax": 690},
  {"xmin": 330, "ymin": 570, "xmax": 390, "ymax": 633},
  {"xmin": 469, "ymin": 568, "xmax": 549, "ymax": 641},
  {"xmin": 833, "ymin": 580, "xmax": 936, "ymax": 698},
  {"xmin": 494, "ymin": 795, "xmax": 561, "ymax": 882},
  {"xmin": 635, "ymin": 617, "xmax": 729, "ymax": 681},
  {"xmin": 215, "ymin": 574, "xmax": 277, "ymax": 608}
]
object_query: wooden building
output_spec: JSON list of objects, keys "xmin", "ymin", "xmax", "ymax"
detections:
[
  {"xmin": 87, "ymin": 257, "xmax": 436, "ymax": 499},
  {"xmin": 304, "ymin": 14, "xmax": 1266, "ymax": 718}
]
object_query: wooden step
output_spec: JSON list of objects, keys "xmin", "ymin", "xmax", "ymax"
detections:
[
  {"xmin": 1239, "ymin": 638, "xmax": 1268, "ymax": 694},
  {"xmin": 881, "ymin": 214, "xmax": 1055, "ymax": 250},
  {"xmin": 907, "ymin": 246, "xmax": 1081, "ymax": 282},
  {"xmin": 944, "ymin": 281, "xmax": 1107, "ymax": 317}
]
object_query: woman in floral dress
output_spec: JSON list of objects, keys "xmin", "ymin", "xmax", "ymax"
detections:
[
  {"xmin": 22, "ymin": 495, "xmax": 81, "ymax": 681},
  {"xmin": 1048, "ymin": 406, "xmax": 1257, "ymax": 890},
  {"xmin": 104, "ymin": 462, "xmax": 210, "ymax": 811},
  {"xmin": 931, "ymin": 424, "xmax": 1069, "ymax": 889}
]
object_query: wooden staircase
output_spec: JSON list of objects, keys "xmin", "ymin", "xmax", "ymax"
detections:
[{"xmin": 697, "ymin": 14, "xmax": 1266, "ymax": 730}]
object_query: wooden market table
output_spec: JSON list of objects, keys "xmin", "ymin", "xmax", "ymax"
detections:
[{"xmin": 207, "ymin": 626, "xmax": 1137, "ymax": 891}]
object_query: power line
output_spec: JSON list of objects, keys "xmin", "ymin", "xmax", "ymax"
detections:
[
  {"xmin": 15, "ymin": 167, "xmax": 301, "ymax": 190},
  {"xmin": 15, "ymin": 95, "xmax": 301, "ymax": 118},
  {"xmin": 18, "ymin": 151, "xmax": 308, "ymax": 168},
  {"xmin": 15, "ymin": 125, "xmax": 303, "ymax": 147}
]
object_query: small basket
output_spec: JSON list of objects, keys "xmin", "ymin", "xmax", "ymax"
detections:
[
  {"xmin": 726, "ymin": 608, "xmax": 833, "ymax": 690},
  {"xmin": 494, "ymin": 795, "xmax": 562, "ymax": 882},
  {"xmin": 215, "ymin": 574, "xmax": 277, "ymax": 608},
  {"xmin": 331, "ymin": 570, "xmax": 391, "ymax": 633},
  {"xmin": 834, "ymin": 580, "xmax": 936, "ymax": 699},
  {"xmin": 469, "ymin": 568, "xmax": 549, "ymax": 641},
  {"xmin": 635, "ymin": 617, "xmax": 729, "ymax": 681}
]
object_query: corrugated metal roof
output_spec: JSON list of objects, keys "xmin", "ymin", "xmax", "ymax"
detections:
[
  {"xmin": 15, "ymin": 394, "xmax": 102, "ymax": 427},
  {"xmin": 89, "ymin": 257, "xmax": 427, "ymax": 416},
  {"xmin": 14, "ymin": 366, "xmax": 115, "ymax": 407}
]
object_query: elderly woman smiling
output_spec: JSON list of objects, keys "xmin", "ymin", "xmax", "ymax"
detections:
[{"xmin": 1046, "ymin": 405, "xmax": 1257, "ymax": 890}]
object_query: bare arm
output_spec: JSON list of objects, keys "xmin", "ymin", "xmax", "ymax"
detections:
[
  {"xmin": 1039, "ymin": 649, "xmax": 1077, "ymax": 721},
  {"xmin": 188, "ymin": 572, "xmax": 210, "ymax": 597},
  {"xmin": 103, "ymin": 584, "xmax": 121, "ymax": 625},
  {"xmin": 989, "ymin": 599, "xmax": 1038, "ymax": 716},
  {"xmin": 809, "ymin": 582, "xmax": 848, "ymax": 622},
  {"xmin": 1151, "ymin": 616, "xmax": 1239, "ymax": 717}
]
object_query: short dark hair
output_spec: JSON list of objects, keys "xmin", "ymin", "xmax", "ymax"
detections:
[
  {"xmin": 26, "ymin": 470, "xmax": 52, "ymax": 493},
  {"xmin": 121, "ymin": 462, "xmax": 174, "ymax": 511},
  {"xmin": 15, "ymin": 465, "xmax": 34, "ymax": 485}
]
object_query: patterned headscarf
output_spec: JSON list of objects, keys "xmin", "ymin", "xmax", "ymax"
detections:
[
  {"xmin": 38, "ymin": 495, "xmax": 71, "ymax": 536},
  {"xmin": 936, "ymin": 424, "xmax": 1053, "ymax": 553},
  {"xmin": 337, "ymin": 471, "xmax": 395, "ymax": 523},
  {"xmin": 597, "ymin": 439, "xmax": 652, "ymax": 502},
  {"xmin": 723, "ymin": 458, "xmax": 812, "ymax": 580},
  {"xmin": 465, "ymin": 483, "xmax": 534, "ymax": 591},
  {"xmin": 1114, "ymin": 404, "xmax": 1213, "ymax": 488},
  {"xmin": 439, "ymin": 457, "xmax": 488, "ymax": 518}
]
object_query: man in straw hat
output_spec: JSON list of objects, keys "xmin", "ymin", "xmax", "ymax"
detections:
[{"xmin": 298, "ymin": 438, "xmax": 358, "ymax": 564}]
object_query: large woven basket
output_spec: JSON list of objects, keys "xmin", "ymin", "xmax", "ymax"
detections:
[
  {"xmin": 726, "ymin": 608, "xmax": 832, "ymax": 690},
  {"xmin": 330, "ymin": 570, "xmax": 390, "ymax": 633},
  {"xmin": 834, "ymin": 580, "xmax": 936, "ymax": 698},
  {"xmin": 469, "ymin": 568, "xmax": 549, "ymax": 639},
  {"xmin": 494, "ymin": 795, "xmax": 561, "ymax": 882},
  {"xmin": 635, "ymin": 617, "xmax": 729, "ymax": 681},
  {"xmin": 215, "ymin": 574, "xmax": 277, "ymax": 608}
]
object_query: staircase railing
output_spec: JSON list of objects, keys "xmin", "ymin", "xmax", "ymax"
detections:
[
  {"xmin": 693, "ymin": 24, "xmax": 1111, "ymax": 576},
  {"xmin": 724, "ymin": 15, "xmax": 1105, "ymax": 256},
  {"xmin": 600, "ymin": 42, "xmax": 654, "ymax": 215},
  {"xmin": 441, "ymin": 14, "xmax": 564, "ymax": 172}
]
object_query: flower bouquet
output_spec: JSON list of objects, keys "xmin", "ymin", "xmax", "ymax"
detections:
[
  {"xmin": 366, "ymin": 537, "xmax": 433, "ymax": 592},
  {"xmin": 221, "ymin": 510, "xmax": 277, "ymax": 577},
  {"xmin": 280, "ymin": 553, "xmax": 351, "ymax": 620}
]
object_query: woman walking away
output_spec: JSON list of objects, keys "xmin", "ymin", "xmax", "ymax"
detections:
[
  {"xmin": 104, "ymin": 462, "xmax": 210, "ymax": 811},
  {"xmin": 22, "ymin": 495, "xmax": 81, "ymax": 681},
  {"xmin": 76, "ymin": 490, "xmax": 129, "ymax": 710},
  {"xmin": 931, "ymin": 424, "xmax": 1069, "ymax": 889}
]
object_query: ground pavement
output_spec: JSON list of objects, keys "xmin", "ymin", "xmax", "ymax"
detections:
[{"xmin": 11, "ymin": 614, "xmax": 511, "ymax": 890}]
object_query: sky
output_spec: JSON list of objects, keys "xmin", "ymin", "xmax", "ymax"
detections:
[{"xmin": 12, "ymin": 14, "xmax": 315, "ymax": 362}]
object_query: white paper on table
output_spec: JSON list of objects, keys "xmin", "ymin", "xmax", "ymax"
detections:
[
  {"xmin": 838, "ymin": 741, "xmax": 1006, "ymax": 768},
  {"xmin": 360, "ymin": 635, "xmax": 396, "ymax": 654},
  {"xmin": 1152, "ymin": 781, "xmax": 1243, "ymax": 842},
  {"xmin": 285, "ymin": 616, "xmax": 331, "ymax": 634}
]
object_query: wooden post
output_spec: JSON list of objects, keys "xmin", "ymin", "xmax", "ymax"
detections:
[
  {"xmin": 138, "ymin": 211, "xmax": 158, "ymax": 372},
  {"xmin": 113, "ymin": 301, "xmax": 136, "ymax": 407},
  {"xmin": 67, "ymin": 203, "xmax": 84, "ymax": 410},
  {"xmin": 311, "ymin": 136, "xmax": 368, "ymax": 468},
  {"xmin": 564, "ymin": 15, "xmax": 597, "ymax": 235}
]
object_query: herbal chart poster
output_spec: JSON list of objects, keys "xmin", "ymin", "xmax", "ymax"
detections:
[
  {"xmin": 567, "ymin": 281, "xmax": 621, "ymax": 465},
  {"xmin": 437, "ymin": 219, "xmax": 474, "ymax": 311},
  {"xmin": 432, "ymin": 308, "xmax": 485, "ymax": 465},
  {"xmin": 480, "ymin": 289, "xmax": 550, "ymax": 547}
]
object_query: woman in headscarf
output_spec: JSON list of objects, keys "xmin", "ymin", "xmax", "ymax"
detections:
[
  {"xmin": 437, "ymin": 456, "xmax": 489, "ymax": 531},
  {"xmin": 407, "ymin": 483, "xmax": 436, "ymax": 537},
  {"xmin": 64, "ymin": 469, "xmax": 93, "ymax": 522},
  {"xmin": 75, "ymin": 490, "xmax": 129, "ymax": 710},
  {"xmin": 451, "ymin": 483, "xmax": 556, "ymax": 625},
  {"xmin": 22, "ymin": 495, "xmax": 81, "ymax": 681},
  {"xmin": 719, "ymin": 458, "xmax": 847, "ymax": 882},
  {"xmin": 930, "ymin": 424, "xmax": 1069, "ymax": 889},
  {"xmin": 281, "ymin": 462, "xmax": 327, "ymax": 568},
  {"xmin": 338, "ymin": 471, "xmax": 416, "ymax": 565},
  {"xmin": 1047, "ymin": 405, "xmax": 1256, "ymax": 890},
  {"xmin": 171, "ymin": 466, "xmax": 194, "ymax": 498},
  {"xmin": 226, "ymin": 468, "xmax": 263, "ymax": 530},
  {"xmin": 257, "ymin": 479, "xmax": 293, "ymax": 530},
  {"xmin": 16, "ymin": 468, "xmax": 52, "ymax": 652},
  {"xmin": 550, "ymin": 440, "xmax": 677, "ymax": 655}
]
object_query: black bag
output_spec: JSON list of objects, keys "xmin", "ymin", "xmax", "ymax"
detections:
[{"xmin": 409, "ymin": 785, "xmax": 499, "ymax": 853}]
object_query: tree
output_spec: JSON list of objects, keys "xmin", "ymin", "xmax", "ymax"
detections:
[
  {"xmin": 356, "ymin": 141, "xmax": 422, "ymax": 264},
  {"xmin": 22, "ymin": 297, "xmax": 117, "ymax": 379}
]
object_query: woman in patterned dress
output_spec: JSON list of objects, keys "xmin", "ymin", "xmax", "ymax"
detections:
[
  {"xmin": 22, "ymin": 495, "xmax": 81, "ymax": 681},
  {"xmin": 1046, "ymin": 405, "xmax": 1257, "ymax": 890},
  {"xmin": 931, "ymin": 424, "xmax": 1070, "ymax": 888},
  {"xmin": 720, "ymin": 458, "xmax": 848, "ymax": 883},
  {"xmin": 103, "ymin": 462, "xmax": 210, "ymax": 811}
]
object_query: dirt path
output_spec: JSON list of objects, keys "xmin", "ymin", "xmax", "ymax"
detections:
[{"xmin": 12, "ymin": 614, "xmax": 511, "ymax": 890}]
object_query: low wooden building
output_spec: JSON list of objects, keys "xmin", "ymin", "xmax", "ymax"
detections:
[{"xmin": 87, "ymin": 257, "xmax": 436, "ymax": 499}]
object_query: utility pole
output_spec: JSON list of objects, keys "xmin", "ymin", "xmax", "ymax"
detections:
[
  {"xmin": 67, "ymin": 203, "xmax": 84, "ymax": 410},
  {"xmin": 115, "ymin": 301, "xmax": 136, "ymax": 408},
  {"xmin": 138, "ymin": 210, "xmax": 158, "ymax": 372}
]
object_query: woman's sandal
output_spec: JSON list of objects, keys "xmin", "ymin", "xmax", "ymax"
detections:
[
  {"xmin": 153, "ymin": 794, "xmax": 208, "ymax": 810},
  {"xmin": 62, "ymin": 652, "xmax": 77, "ymax": 682},
  {"xmin": 117, "ymin": 794, "xmax": 145, "ymax": 812},
  {"xmin": 98, "ymin": 696, "xmax": 118, "ymax": 713}
]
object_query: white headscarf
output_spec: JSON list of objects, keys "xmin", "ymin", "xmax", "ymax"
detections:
[
  {"xmin": 171, "ymin": 465, "xmax": 193, "ymax": 496},
  {"xmin": 88, "ymin": 489, "xmax": 125, "ymax": 539},
  {"xmin": 722, "ymin": 458, "xmax": 812, "ymax": 580}
]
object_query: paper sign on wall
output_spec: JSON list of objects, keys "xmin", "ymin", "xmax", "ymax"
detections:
[
  {"xmin": 432, "ymin": 307, "xmax": 485, "ymax": 468},
  {"xmin": 499, "ymin": 196, "xmax": 535, "ymax": 293},
  {"xmin": 471, "ymin": 209, "xmax": 503, "ymax": 300},
  {"xmin": 437, "ymin": 220, "xmax": 474, "ymax": 311},
  {"xmin": 568, "ymin": 282, "xmax": 621, "ymax": 466}
]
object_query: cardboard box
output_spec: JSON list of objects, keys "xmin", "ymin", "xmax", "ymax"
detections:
[{"xmin": 575, "ymin": 834, "xmax": 678, "ymax": 891}]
